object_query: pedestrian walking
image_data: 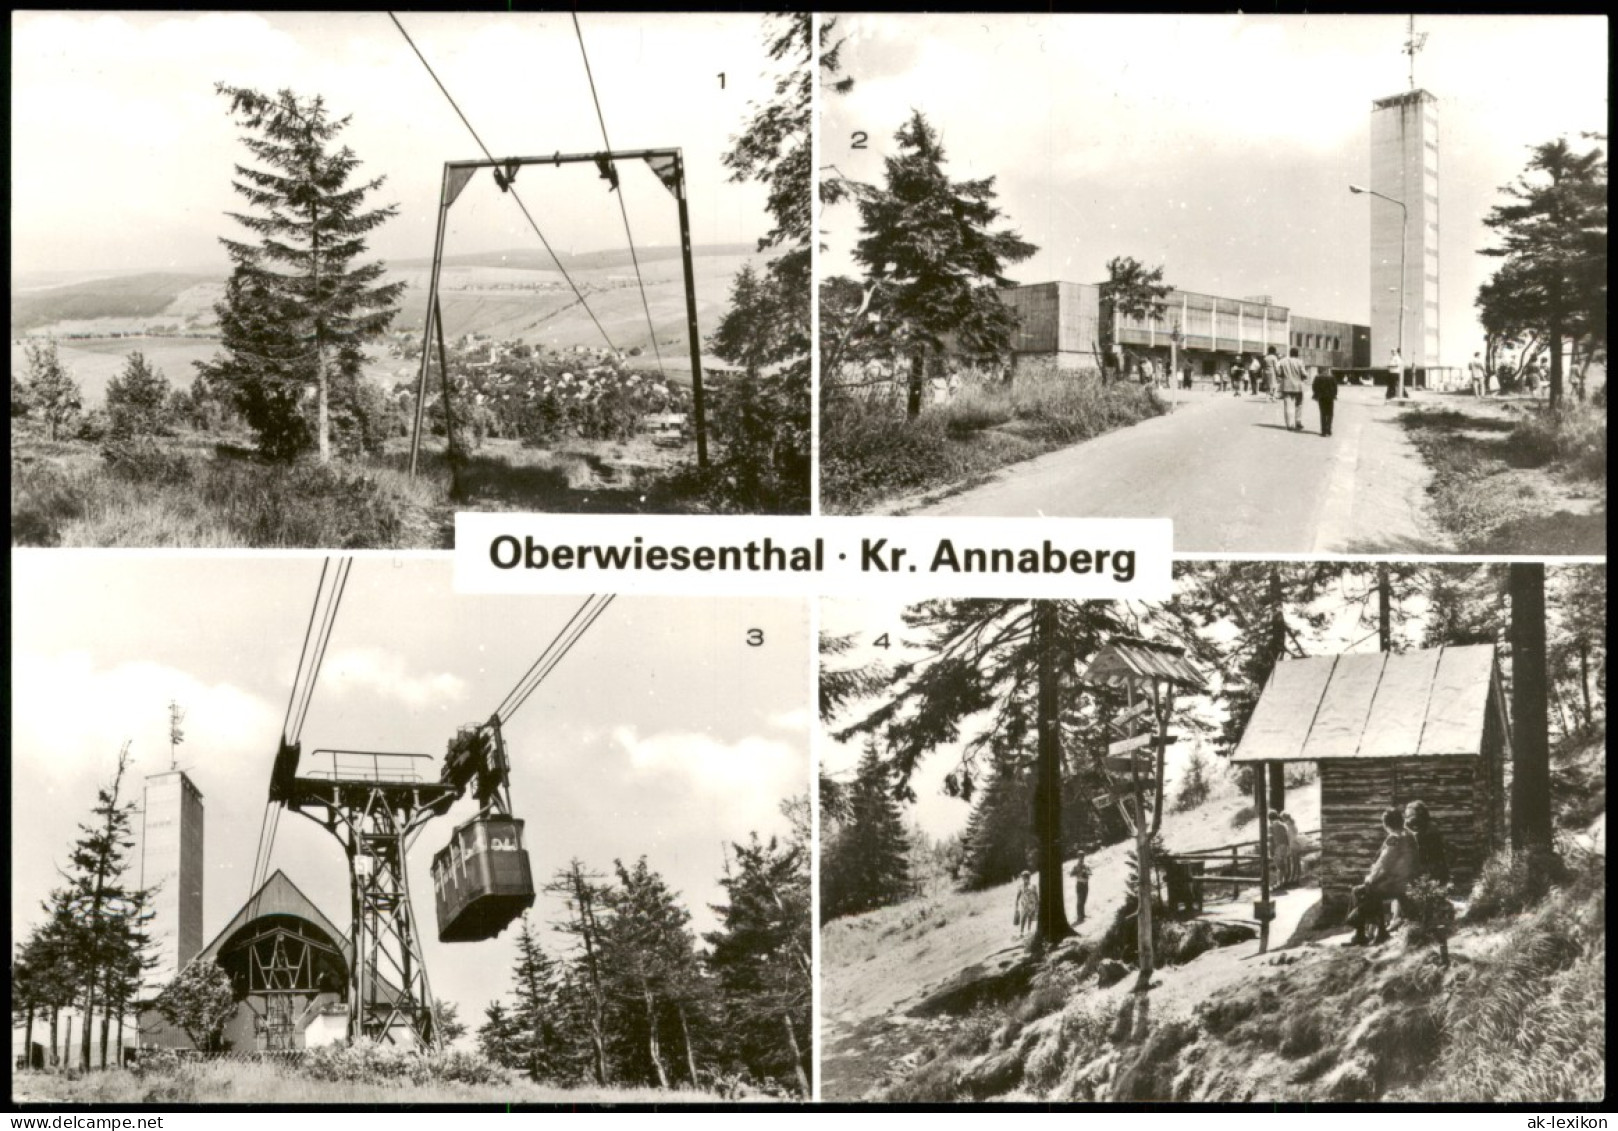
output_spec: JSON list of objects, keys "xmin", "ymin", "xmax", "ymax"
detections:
[
  {"xmin": 1468, "ymin": 351, "xmax": 1488, "ymax": 398},
  {"xmin": 1311, "ymin": 365, "xmax": 1338, "ymax": 436},
  {"xmin": 1071, "ymin": 854, "xmax": 1091, "ymax": 926},
  {"xmin": 1276, "ymin": 347, "xmax": 1308, "ymax": 431},
  {"xmin": 1248, "ymin": 353, "xmax": 1262, "ymax": 396},
  {"xmin": 1387, "ymin": 348, "xmax": 1405, "ymax": 400},
  {"xmin": 1262, "ymin": 346, "xmax": 1281, "ymax": 401}
]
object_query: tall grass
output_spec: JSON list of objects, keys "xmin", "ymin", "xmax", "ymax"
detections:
[
  {"xmin": 12, "ymin": 1061, "xmax": 724, "ymax": 1105},
  {"xmin": 1419, "ymin": 853, "xmax": 1605, "ymax": 1102},
  {"xmin": 11, "ymin": 448, "xmax": 428, "ymax": 548},
  {"xmin": 821, "ymin": 367, "xmax": 1164, "ymax": 512}
]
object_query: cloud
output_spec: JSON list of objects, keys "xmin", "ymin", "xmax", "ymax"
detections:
[
  {"xmin": 11, "ymin": 650, "xmax": 279, "ymax": 784},
  {"xmin": 766, "ymin": 707, "xmax": 811, "ymax": 733},
  {"xmin": 613, "ymin": 726, "xmax": 805, "ymax": 803},
  {"xmin": 317, "ymin": 646, "xmax": 469, "ymax": 709}
]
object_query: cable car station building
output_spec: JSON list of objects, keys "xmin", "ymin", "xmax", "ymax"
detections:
[{"xmin": 1001, "ymin": 280, "xmax": 1371, "ymax": 378}]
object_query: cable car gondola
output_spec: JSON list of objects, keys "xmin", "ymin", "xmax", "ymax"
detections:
[{"xmin": 432, "ymin": 812, "xmax": 535, "ymax": 942}]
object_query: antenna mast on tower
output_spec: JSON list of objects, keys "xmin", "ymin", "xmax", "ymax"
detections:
[
  {"xmin": 167, "ymin": 700, "xmax": 186, "ymax": 771},
  {"xmin": 1404, "ymin": 15, "xmax": 1428, "ymax": 91}
]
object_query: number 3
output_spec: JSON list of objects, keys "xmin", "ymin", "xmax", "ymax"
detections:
[{"xmin": 747, "ymin": 629, "xmax": 764, "ymax": 647}]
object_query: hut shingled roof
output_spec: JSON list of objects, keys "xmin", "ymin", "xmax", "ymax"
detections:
[{"xmin": 1231, "ymin": 644, "xmax": 1504, "ymax": 763}]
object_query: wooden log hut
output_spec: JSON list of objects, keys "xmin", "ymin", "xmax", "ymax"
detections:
[{"xmin": 1231, "ymin": 644, "xmax": 1510, "ymax": 912}]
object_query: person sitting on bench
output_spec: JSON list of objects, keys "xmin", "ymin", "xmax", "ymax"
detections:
[{"xmin": 1348, "ymin": 808, "xmax": 1417, "ymax": 946}]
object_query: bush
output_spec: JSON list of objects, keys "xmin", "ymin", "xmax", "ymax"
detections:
[
  {"xmin": 11, "ymin": 465, "xmax": 89, "ymax": 546},
  {"xmin": 1465, "ymin": 849, "xmax": 1541, "ymax": 922},
  {"xmin": 1507, "ymin": 403, "xmax": 1606, "ymax": 481},
  {"xmin": 102, "ymin": 438, "xmax": 195, "ymax": 487}
]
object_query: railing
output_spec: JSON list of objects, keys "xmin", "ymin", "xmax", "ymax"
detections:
[
  {"xmin": 1161, "ymin": 828, "xmax": 1321, "ymax": 903},
  {"xmin": 302, "ymin": 749, "xmax": 436, "ymax": 786}
]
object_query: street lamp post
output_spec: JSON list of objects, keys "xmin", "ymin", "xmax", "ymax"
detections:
[{"xmin": 1349, "ymin": 183, "xmax": 1408, "ymax": 399}]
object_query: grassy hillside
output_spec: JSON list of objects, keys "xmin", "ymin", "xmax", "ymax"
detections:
[
  {"xmin": 825, "ymin": 745, "xmax": 1606, "ymax": 1104},
  {"xmin": 10, "ymin": 272, "xmax": 216, "ymax": 332}
]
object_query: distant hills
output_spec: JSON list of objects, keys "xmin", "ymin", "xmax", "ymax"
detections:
[
  {"xmin": 393, "ymin": 242, "xmax": 762, "ymax": 273},
  {"xmin": 10, "ymin": 245, "xmax": 768, "ymax": 337}
]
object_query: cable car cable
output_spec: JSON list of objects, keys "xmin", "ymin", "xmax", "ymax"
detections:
[
  {"xmin": 495, "ymin": 593, "xmax": 612, "ymax": 725},
  {"xmin": 500, "ymin": 594, "xmax": 616, "ymax": 725},
  {"xmin": 490, "ymin": 593, "xmax": 599, "ymax": 723},
  {"xmin": 387, "ymin": 12, "xmax": 621, "ymax": 355},
  {"xmin": 571, "ymin": 13, "xmax": 666, "ymax": 376}
]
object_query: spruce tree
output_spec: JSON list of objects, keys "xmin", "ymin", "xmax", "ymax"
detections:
[
  {"xmin": 836, "ymin": 600, "xmax": 1189, "ymax": 947},
  {"xmin": 705, "ymin": 823, "xmax": 812, "ymax": 1095},
  {"xmin": 504, "ymin": 915, "xmax": 571, "ymax": 1082},
  {"xmin": 197, "ymin": 85, "xmax": 404, "ymax": 462},
  {"xmin": 57, "ymin": 743, "xmax": 153, "ymax": 1069},
  {"xmin": 820, "ymin": 741, "xmax": 912, "ymax": 921},
  {"xmin": 596, "ymin": 858, "xmax": 708, "ymax": 1089},
  {"xmin": 958, "ymin": 758, "xmax": 1033, "ymax": 890},
  {"xmin": 852, "ymin": 111, "xmax": 1036, "ymax": 418},
  {"xmin": 711, "ymin": 12, "xmax": 815, "ymax": 512},
  {"xmin": 544, "ymin": 860, "xmax": 612, "ymax": 1084}
]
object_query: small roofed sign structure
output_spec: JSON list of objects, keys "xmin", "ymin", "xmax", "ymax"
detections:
[
  {"xmin": 1085, "ymin": 636, "xmax": 1207, "ymax": 692},
  {"xmin": 1232, "ymin": 644, "xmax": 1510, "ymax": 910}
]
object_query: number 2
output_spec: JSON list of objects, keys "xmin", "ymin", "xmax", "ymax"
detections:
[{"xmin": 851, "ymin": 131, "xmax": 869, "ymax": 150}]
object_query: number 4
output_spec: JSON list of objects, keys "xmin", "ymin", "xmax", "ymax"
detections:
[{"xmin": 873, "ymin": 633, "xmax": 891, "ymax": 649}]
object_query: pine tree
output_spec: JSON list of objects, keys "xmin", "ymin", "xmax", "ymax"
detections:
[
  {"xmin": 596, "ymin": 858, "xmax": 709, "ymax": 1089},
  {"xmin": 1479, "ymin": 136, "xmax": 1607, "ymax": 406},
  {"xmin": 544, "ymin": 860, "xmax": 613, "ymax": 1084},
  {"xmin": 1099, "ymin": 257, "xmax": 1173, "ymax": 377},
  {"xmin": 852, "ymin": 111, "xmax": 1036, "ymax": 418},
  {"xmin": 22, "ymin": 340, "xmax": 82, "ymax": 441},
  {"xmin": 836, "ymin": 600, "xmax": 1178, "ymax": 946},
  {"xmin": 197, "ymin": 85, "xmax": 404, "ymax": 462},
  {"xmin": 958, "ymin": 757, "xmax": 1033, "ymax": 891},
  {"xmin": 705, "ymin": 825, "xmax": 813, "ymax": 1095},
  {"xmin": 57, "ymin": 743, "xmax": 153, "ymax": 1069},
  {"xmin": 709, "ymin": 12, "xmax": 815, "ymax": 512},
  {"xmin": 104, "ymin": 351, "xmax": 173, "ymax": 439},
  {"xmin": 502, "ymin": 915, "xmax": 571, "ymax": 1082},
  {"xmin": 820, "ymin": 741, "xmax": 912, "ymax": 921}
]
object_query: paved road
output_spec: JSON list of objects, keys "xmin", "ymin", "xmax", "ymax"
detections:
[{"xmin": 911, "ymin": 386, "xmax": 1443, "ymax": 554}]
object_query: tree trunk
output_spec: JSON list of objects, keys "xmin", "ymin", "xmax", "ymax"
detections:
[
  {"xmin": 100, "ymin": 1006, "xmax": 111, "ymax": 1071},
  {"xmin": 1509, "ymin": 563, "xmax": 1553, "ymax": 860},
  {"xmin": 1578, "ymin": 641, "xmax": 1593, "ymax": 730},
  {"xmin": 117, "ymin": 1013, "xmax": 125, "ymax": 1071},
  {"xmin": 1032, "ymin": 602, "xmax": 1073, "ymax": 946},
  {"xmin": 643, "ymin": 986, "xmax": 669, "ymax": 1089},
  {"xmin": 906, "ymin": 350, "xmax": 925, "ymax": 420},
  {"xmin": 63, "ymin": 1014, "xmax": 73, "ymax": 1074},
  {"xmin": 1378, "ymin": 564, "xmax": 1393, "ymax": 652},
  {"xmin": 1547, "ymin": 311, "xmax": 1563, "ymax": 409},
  {"xmin": 81, "ymin": 983, "xmax": 95, "ymax": 1070},
  {"xmin": 25, "ymin": 1004, "xmax": 36, "ymax": 1071},
  {"xmin": 312, "ymin": 202, "xmax": 331, "ymax": 464},
  {"xmin": 571, "ymin": 869, "xmax": 610, "ymax": 1085},
  {"xmin": 782, "ymin": 1012, "xmax": 810, "ymax": 1096},
  {"xmin": 676, "ymin": 1003, "xmax": 699, "ymax": 1087},
  {"xmin": 49, "ymin": 1007, "xmax": 59, "ymax": 1069}
]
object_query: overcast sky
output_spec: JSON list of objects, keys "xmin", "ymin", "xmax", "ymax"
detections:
[
  {"xmin": 11, "ymin": 554, "xmax": 809, "ymax": 1025},
  {"xmin": 819, "ymin": 14, "xmax": 1608, "ymax": 364},
  {"xmin": 11, "ymin": 11, "xmax": 784, "ymax": 277}
]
